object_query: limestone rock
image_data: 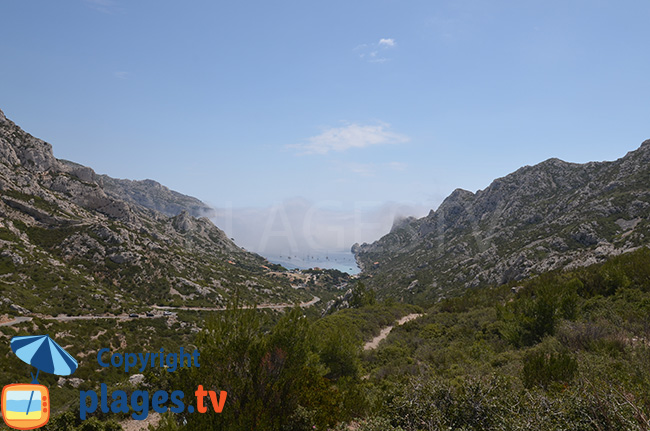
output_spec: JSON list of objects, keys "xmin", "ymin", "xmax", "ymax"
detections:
[
  {"xmin": 0, "ymin": 107, "xmax": 286, "ymax": 316},
  {"xmin": 354, "ymin": 139, "xmax": 650, "ymax": 301}
]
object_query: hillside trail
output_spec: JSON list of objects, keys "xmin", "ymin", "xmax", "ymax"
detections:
[{"xmin": 364, "ymin": 313, "xmax": 422, "ymax": 350}]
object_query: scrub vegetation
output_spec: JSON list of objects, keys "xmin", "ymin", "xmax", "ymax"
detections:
[{"xmin": 131, "ymin": 248, "xmax": 650, "ymax": 430}]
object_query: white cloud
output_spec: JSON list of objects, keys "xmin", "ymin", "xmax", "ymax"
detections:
[
  {"xmin": 379, "ymin": 38, "xmax": 396, "ymax": 48},
  {"xmin": 356, "ymin": 38, "xmax": 397, "ymax": 63},
  {"xmin": 113, "ymin": 71, "xmax": 129, "ymax": 79},
  {"xmin": 290, "ymin": 123, "xmax": 409, "ymax": 155}
]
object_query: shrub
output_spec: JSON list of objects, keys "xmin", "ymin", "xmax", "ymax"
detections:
[{"xmin": 522, "ymin": 350, "xmax": 578, "ymax": 390}]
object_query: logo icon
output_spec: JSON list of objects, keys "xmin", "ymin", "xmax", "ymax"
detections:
[
  {"xmin": 2, "ymin": 384, "xmax": 49, "ymax": 430},
  {"xmin": 2, "ymin": 335, "xmax": 78, "ymax": 430}
]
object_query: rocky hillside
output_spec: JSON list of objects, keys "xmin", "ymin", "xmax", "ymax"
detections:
[
  {"xmin": 98, "ymin": 172, "xmax": 215, "ymax": 218},
  {"xmin": 0, "ymin": 107, "xmax": 304, "ymax": 317},
  {"xmin": 58, "ymin": 159, "xmax": 215, "ymax": 218},
  {"xmin": 353, "ymin": 140, "xmax": 650, "ymax": 303}
]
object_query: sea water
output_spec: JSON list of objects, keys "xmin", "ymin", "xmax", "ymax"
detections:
[{"xmin": 266, "ymin": 251, "xmax": 360, "ymax": 274}]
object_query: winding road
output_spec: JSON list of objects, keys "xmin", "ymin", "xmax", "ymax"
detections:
[
  {"xmin": 0, "ymin": 316, "xmax": 32, "ymax": 327},
  {"xmin": 0, "ymin": 296, "xmax": 321, "ymax": 327},
  {"xmin": 153, "ymin": 295, "xmax": 320, "ymax": 312}
]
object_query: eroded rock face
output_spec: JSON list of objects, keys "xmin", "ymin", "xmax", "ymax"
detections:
[
  {"xmin": 0, "ymin": 107, "xmax": 288, "ymax": 315},
  {"xmin": 98, "ymin": 175, "xmax": 215, "ymax": 218},
  {"xmin": 0, "ymin": 110, "xmax": 60, "ymax": 172},
  {"xmin": 0, "ymin": 109, "xmax": 133, "ymax": 222},
  {"xmin": 354, "ymin": 140, "xmax": 650, "ymax": 301},
  {"xmin": 1, "ymin": 111, "xmax": 213, "ymax": 222}
]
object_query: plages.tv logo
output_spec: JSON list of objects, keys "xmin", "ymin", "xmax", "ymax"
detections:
[{"xmin": 2, "ymin": 335, "xmax": 78, "ymax": 430}]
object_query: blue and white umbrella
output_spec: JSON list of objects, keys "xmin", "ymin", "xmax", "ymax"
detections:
[
  {"xmin": 11, "ymin": 335, "xmax": 78, "ymax": 378},
  {"xmin": 10, "ymin": 335, "xmax": 78, "ymax": 415}
]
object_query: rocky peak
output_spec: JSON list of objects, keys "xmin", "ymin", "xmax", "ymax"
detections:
[
  {"xmin": 625, "ymin": 138, "xmax": 650, "ymax": 160},
  {"xmin": 59, "ymin": 160, "xmax": 97, "ymax": 183},
  {"xmin": 354, "ymin": 139, "xmax": 650, "ymax": 302},
  {"xmin": 539, "ymin": 157, "xmax": 570, "ymax": 167},
  {"xmin": 98, "ymin": 176, "xmax": 215, "ymax": 218},
  {"xmin": 0, "ymin": 107, "xmax": 303, "ymax": 316},
  {"xmin": 0, "ymin": 111, "xmax": 60, "ymax": 172},
  {"xmin": 1, "ymin": 108, "xmax": 215, "ymax": 220},
  {"xmin": 433, "ymin": 188, "xmax": 475, "ymax": 215}
]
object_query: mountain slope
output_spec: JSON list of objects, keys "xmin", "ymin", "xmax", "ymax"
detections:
[
  {"xmin": 353, "ymin": 140, "xmax": 650, "ymax": 302},
  {"xmin": 0, "ymin": 108, "xmax": 303, "ymax": 317}
]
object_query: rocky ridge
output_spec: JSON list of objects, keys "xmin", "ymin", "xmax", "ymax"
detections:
[
  {"xmin": 57, "ymin": 158, "xmax": 215, "ymax": 218},
  {"xmin": 0, "ymin": 108, "xmax": 303, "ymax": 316},
  {"xmin": 353, "ymin": 140, "xmax": 650, "ymax": 302}
]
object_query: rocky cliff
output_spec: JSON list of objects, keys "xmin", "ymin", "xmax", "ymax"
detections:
[
  {"xmin": 56, "ymin": 159, "xmax": 215, "ymax": 218},
  {"xmin": 353, "ymin": 141, "xmax": 650, "ymax": 303},
  {"xmin": 0, "ymin": 108, "xmax": 302, "ymax": 316}
]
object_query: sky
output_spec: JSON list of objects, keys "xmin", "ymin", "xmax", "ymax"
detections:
[{"xmin": 2, "ymin": 0, "xmax": 650, "ymax": 258}]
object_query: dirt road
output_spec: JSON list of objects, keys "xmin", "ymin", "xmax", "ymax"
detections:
[
  {"xmin": 153, "ymin": 295, "xmax": 320, "ymax": 312},
  {"xmin": 0, "ymin": 316, "xmax": 33, "ymax": 327},
  {"xmin": 0, "ymin": 296, "xmax": 321, "ymax": 327}
]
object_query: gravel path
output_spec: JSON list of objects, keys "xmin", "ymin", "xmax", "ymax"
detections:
[{"xmin": 364, "ymin": 313, "xmax": 422, "ymax": 350}]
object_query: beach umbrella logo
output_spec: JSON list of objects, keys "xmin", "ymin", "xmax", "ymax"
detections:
[{"xmin": 2, "ymin": 335, "xmax": 78, "ymax": 430}]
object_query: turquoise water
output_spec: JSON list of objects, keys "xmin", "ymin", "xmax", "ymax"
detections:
[{"xmin": 267, "ymin": 251, "xmax": 360, "ymax": 274}]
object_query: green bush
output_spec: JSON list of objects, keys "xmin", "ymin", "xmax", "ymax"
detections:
[
  {"xmin": 169, "ymin": 299, "xmax": 363, "ymax": 431},
  {"xmin": 349, "ymin": 281, "xmax": 376, "ymax": 308},
  {"xmin": 522, "ymin": 350, "xmax": 578, "ymax": 390}
]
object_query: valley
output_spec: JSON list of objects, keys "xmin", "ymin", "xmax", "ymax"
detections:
[{"xmin": 2, "ymin": 108, "xmax": 650, "ymax": 430}]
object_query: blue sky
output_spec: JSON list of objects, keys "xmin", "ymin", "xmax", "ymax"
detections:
[{"xmin": 2, "ymin": 0, "xmax": 650, "ymax": 255}]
